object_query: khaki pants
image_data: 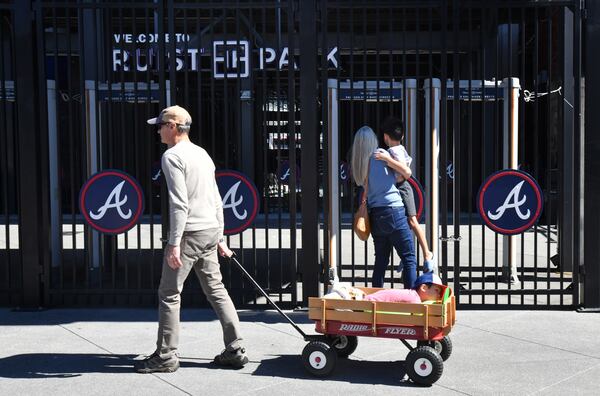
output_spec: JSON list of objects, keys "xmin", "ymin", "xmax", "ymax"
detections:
[{"xmin": 156, "ymin": 228, "xmax": 243, "ymax": 359}]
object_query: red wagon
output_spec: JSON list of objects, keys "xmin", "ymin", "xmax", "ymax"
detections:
[
  {"xmin": 229, "ymin": 255, "xmax": 456, "ymax": 386},
  {"xmin": 304, "ymin": 286, "xmax": 456, "ymax": 385}
]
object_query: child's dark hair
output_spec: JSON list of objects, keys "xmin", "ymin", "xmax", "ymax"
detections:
[{"xmin": 381, "ymin": 116, "xmax": 404, "ymax": 142}]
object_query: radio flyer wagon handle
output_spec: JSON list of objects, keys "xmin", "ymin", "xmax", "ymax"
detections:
[{"xmin": 228, "ymin": 253, "xmax": 310, "ymax": 340}]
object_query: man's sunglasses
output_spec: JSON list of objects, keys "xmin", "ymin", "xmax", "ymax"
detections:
[{"xmin": 157, "ymin": 121, "xmax": 186, "ymax": 129}]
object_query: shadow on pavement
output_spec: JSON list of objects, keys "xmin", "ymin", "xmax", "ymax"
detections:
[
  {"xmin": 251, "ymin": 354, "xmax": 422, "ymax": 387},
  {"xmin": 0, "ymin": 308, "xmax": 313, "ymax": 326},
  {"xmin": 0, "ymin": 353, "xmax": 136, "ymax": 379},
  {"xmin": 238, "ymin": 310, "xmax": 313, "ymax": 325}
]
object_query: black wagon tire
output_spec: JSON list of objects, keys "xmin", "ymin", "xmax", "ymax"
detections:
[
  {"xmin": 328, "ymin": 335, "xmax": 358, "ymax": 358},
  {"xmin": 302, "ymin": 341, "xmax": 337, "ymax": 377},
  {"xmin": 417, "ymin": 336, "xmax": 453, "ymax": 361},
  {"xmin": 405, "ymin": 346, "xmax": 444, "ymax": 386}
]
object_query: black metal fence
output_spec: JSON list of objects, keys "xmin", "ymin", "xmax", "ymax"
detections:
[
  {"xmin": 320, "ymin": 0, "xmax": 582, "ymax": 308},
  {"xmin": 0, "ymin": 4, "xmax": 21, "ymax": 306},
  {"xmin": 0, "ymin": 0, "xmax": 585, "ymax": 309}
]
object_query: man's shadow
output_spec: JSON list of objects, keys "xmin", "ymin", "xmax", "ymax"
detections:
[
  {"xmin": 0, "ymin": 353, "xmax": 138, "ymax": 378},
  {"xmin": 250, "ymin": 354, "xmax": 423, "ymax": 387}
]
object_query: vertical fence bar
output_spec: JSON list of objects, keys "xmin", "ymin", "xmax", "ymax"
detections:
[
  {"xmin": 466, "ymin": 4, "xmax": 473, "ymax": 305},
  {"xmin": 545, "ymin": 7, "xmax": 554, "ymax": 305},
  {"xmin": 0, "ymin": 6, "xmax": 20, "ymax": 305},
  {"xmin": 452, "ymin": 0, "xmax": 461, "ymax": 302},
  {"xmin": 291, "ymin": 0, "xmax": 301, "ymax": 303},
  {"xmin": 439, "ymin": 0, "xmax": 449, "ymax": 286},
  {"xmin": 572, "ymin": 0, "xmax": 582, "ymax": 308},
  {"xmin": 14, "ymin": 0, "xmax": 43, "ymax": 307},
  {"xmin": 520, "ymin": 6, "xmax": 526, "ymax": 305},
  {"xmin": 299, "ymin": 0, "xmax": 319, "ymax": 301}
]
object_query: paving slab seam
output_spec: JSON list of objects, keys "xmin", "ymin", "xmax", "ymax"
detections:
[
  {"xmin": 58, "ymin": 324, "xmax": 192, "ymax": 396},
  {"xmin": 455, "ymin": 323, "xmax": 600, "ymax": 360},
  {"xmin": 58, "ymin": 324, "xmax": 115, "ymax": 355},
  {"xmin": 429, "ymin": 384, "xmax": 474, "ymax": 395},
  {"xmin": 527, "ymin": 360, "xmax": 600, "ymax": 395},
  {"xmin": 234, "ymin": 378, "xmax": 297, "ymax": 396}
]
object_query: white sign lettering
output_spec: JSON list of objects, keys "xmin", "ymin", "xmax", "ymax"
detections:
[
  {"xmin": 111, "ymin": 33, "xmax": 340, "ymax": 77},
  {"xmin": 487, "ymin": 180, "xmax": 531, "ymax": 221},
  {"xmin": 89, "ymin": 180, "xmax": 132, "ymax": 220},
  {"xmin": 213, "ymin": 40, "xmax": 250, "ymax": 78},
  {"xmin": 339, "ymin": 324, "xmax": 369, "ymax": 332},
  {"xmin": 222, "ymin": 181, "xmax": 248, "ymax": 220},
  {"xmin": 112, "ymin": 48, "xmax": 200, "ymax": 72},
  {"xmin": 383, "ymin": 327, "xmax": 417, "ymax": 336}
]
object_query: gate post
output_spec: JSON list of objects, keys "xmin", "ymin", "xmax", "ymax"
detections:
[
  {"xmin": 583, "ymin": 0, "xmax": 600, "ymax": 310},
  {"xmin": 14, "ymin": 0, "xmax": 43, "ymax": 308},
  {"xmin": 299, "ymin": 0, "xmax": 320, "ymax": 302},
  {"xmin": 424, "ymin": 78, "xmax": 441, "ymax": 264},
  {"xmin": 502, "ymin": 78, "xmax": 520, "ymax": 283}
]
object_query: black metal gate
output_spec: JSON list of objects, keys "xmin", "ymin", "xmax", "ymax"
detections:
[
  {"xmin": 22, "ymin": 0, "xmax": 302, "ymax": 308},
  {"xmin": 320, "ymin": 0, "xmax": 582, "ymax": 308},
  {"xmin": 0, "ymin": 0, "xmax": 585, "ymax": 309}
]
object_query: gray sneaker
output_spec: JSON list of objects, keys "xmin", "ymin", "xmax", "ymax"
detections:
[
  {"xmin": 134, "ymin": 352, "xmax": 179, "ymax": 373},
  {"xmin": 213, "ymin": 347, "xmax": 248, "ymax": 369}
]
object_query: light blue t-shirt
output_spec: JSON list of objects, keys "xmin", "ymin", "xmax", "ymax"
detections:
[{"xmin": 366, "ymin": 149, "xmax": 404, "ymax": 209}]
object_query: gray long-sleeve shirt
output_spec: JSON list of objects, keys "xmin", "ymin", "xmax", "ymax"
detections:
[{"xmin": 161, "ymin": 140, "xmax": 224, "ymax": 246}]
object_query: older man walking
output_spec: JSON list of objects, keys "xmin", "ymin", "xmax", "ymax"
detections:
[{"xmin": 135, "ymin": 105, "xmax": 248, "ymax": 373}]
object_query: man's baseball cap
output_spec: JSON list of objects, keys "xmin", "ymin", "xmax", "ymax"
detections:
[{"xmin": 147, "ymin": 105, "xmax": 192, "ymax": 127}]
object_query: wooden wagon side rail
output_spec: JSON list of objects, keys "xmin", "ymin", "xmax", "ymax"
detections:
[{"xmin": 308, "ymin": 295, "xmax": 455, "ymax": 335}]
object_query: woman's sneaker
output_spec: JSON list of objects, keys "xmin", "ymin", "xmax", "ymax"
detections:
[
  {"xmin": 134, "ymin": 351, "xmax": 179, "ymax": 373},
  {"xmin": 213, "ymin": 347, "xmax": 248, "ymax": 369}
]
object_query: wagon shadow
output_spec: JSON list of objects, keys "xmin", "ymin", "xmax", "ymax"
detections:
[{"xmin": 251, "ymin": 354, "xmax": 423, "ymax": 387}]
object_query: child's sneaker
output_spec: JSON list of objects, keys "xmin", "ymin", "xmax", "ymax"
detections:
[{"xmin": 213, "ymin": 347, "xmax": 248, "ymax": 369}]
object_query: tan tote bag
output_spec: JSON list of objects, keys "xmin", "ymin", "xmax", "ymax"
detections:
[{"xmin": 353, "ymin": 176, "xmax": 370, "ymax": 241}]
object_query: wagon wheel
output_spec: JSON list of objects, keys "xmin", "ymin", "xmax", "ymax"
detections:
[
  {"xmin": 405, "ymin": 346, "xmax": 444, "ymax": 386},
  {"xmin": 417, "ymin": 336, "xmax": 453, "ymax": 361},
  {"xmin": 302, "ymin": 341, "xmax": 337, "ymax": 377},
  {"xmin": 327, "ymin": 335, "xmax": 358, "ymax": 358}
]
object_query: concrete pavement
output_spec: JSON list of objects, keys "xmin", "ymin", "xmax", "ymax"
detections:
[{"xmin": 1, "ymin": 308, "xmax": 599, "ymax": 395}]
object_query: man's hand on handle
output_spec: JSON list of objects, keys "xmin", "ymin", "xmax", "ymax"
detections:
[{"xmin": 218, "ymin": 241, "xmax": 234, "ymax": 258}]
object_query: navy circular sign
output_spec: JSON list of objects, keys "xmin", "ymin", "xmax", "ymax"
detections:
[
  {"xmin": 79, "ymin": 170, "xmax": 145, "ymax": 235},
  {"xmin": 216, "ymin": 170, "xmax": 260, "ymax": 235},
  {"xmin": 406, "ymin": 177, "xmax": 425, "ymax": 222},
  {"xmin": 478, "ymin": 169, "xmax": 543, "ymax": 235}
]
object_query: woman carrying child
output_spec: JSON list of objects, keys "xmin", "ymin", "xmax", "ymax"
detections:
[{"xmin": 351, "ymin": 126, "xmax": 417, "ymax": 288}]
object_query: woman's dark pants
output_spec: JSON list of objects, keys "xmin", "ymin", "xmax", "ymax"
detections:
[{"xmin": 369, "ymin": 206, "xmax": 417, "ymax": 289}]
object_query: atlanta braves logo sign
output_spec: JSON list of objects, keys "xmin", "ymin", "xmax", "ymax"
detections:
[
  {"xmin": 79, "ymin": 170, "xmax": 144, "ymax": 234},
  {"xmin": 478, "ymin": 170, "xmax": 543, "ymax": 235},
  {"xmin": 215, "ymin": 170, "xmax": 260, "ymax": 235}
]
